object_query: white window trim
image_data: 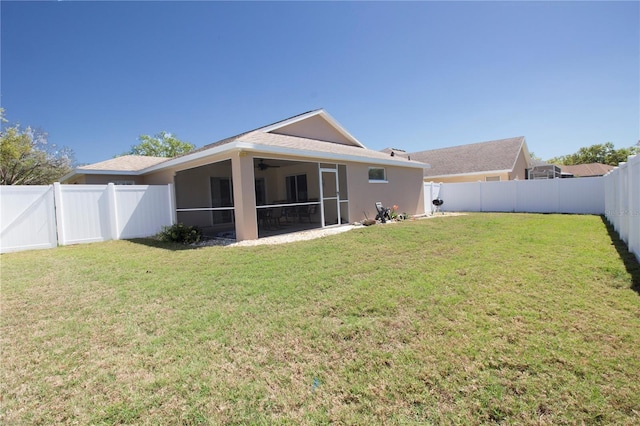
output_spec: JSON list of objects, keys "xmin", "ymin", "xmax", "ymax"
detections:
[{"xmin": 368, "ymin": 167, "xmax": 388, "ymax": 183}]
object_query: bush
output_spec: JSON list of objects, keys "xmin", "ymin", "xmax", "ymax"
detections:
[{"xmin": 157, "ymin": 223, "xmax": 202, "ymax": 244}]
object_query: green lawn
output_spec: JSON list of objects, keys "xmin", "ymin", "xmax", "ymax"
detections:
[{"xmin": 1, "ymin": 213, "xmax": 639, "ymax": 425}]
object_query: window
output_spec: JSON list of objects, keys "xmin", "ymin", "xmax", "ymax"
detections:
[
  {"xmin": 210, "ymin": 177, "xmax": 234, "ymax": 224},
  {"xmin": 286, "ymin": 174, "xmax": 308, "ymax": 202},
  {"xmin": 111, "ymin": 180, "xmax": 135, "ymax": 185},
  {"xmin": 368, "ymin": 167, "xmax": 387, "ymax": 182},
  {"xmin": 485, "ymin": 176, "xmax": 501, "ymax": 182},
  {"xmin": 255, "ymin": 178, "xmax": 266, "ymax": 206}
]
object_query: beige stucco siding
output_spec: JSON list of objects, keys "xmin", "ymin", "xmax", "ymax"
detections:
[
  {"xmin": 424, "ymin": 171, "xmax": 510, "ymax": 183},
  {"xmin": 347, "ymin": 163, "xmax": 425, "ymax": 221},
  {"xmin": 64, "ymin": 174, "xmax": 143, "ymax": 184},
  {"xmin": 271, "ymin": 114, "xmax": 353, "ymax": 146},
  {"xmin": 141, "ymin": 169, "xmax": 175, "ymax": 185},
  {"xmin": 509, "ymin": 150, "xmax": 529, "ymax": 180}
]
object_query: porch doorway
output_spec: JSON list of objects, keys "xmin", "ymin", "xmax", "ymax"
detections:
[
  {"xmin": 319, "ymin": 164, "xmax": 349, "ymax": 227},
  {"xmin": 253, "ymin": 158, "xmax": 349, "ymax": 238},
  {"xmin": 321, "ymin": 169, "xmax": 339, "ymax": 226}
]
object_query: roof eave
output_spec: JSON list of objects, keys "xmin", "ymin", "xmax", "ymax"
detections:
[
  {"xmin": 232, "ymin": 142, "xmax": 429, "ymax": 169},
  {"xmin": 139, "ymin": 140, "xmax": 428, "ymax": 173}
]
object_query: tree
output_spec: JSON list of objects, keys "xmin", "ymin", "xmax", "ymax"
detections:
[
  {"xmin": 1, "ymin": 113, "xmax": 75, "ymax": 185},
  {"xmin": 529, "ymin": 151, "xmax": 543, "ymax": 162},
  {"xmin": 124, "ymin": 131, "xmax": 194, "ymax": 158},
  {"xmin": 548, "ymin": 142, "xmax": 639, "ymax": 166}
]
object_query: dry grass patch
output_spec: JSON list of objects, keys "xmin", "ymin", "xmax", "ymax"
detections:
[{"xmin": 1, "ymin": 213, "xmax": 639, "ymax": 424}]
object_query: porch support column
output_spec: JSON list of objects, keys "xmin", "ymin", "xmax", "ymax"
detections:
[{"xmin": 231, "ymin": 151, "xmax": 258, "ymax": 241}]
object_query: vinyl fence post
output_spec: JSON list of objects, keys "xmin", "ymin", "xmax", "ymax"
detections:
[
  {"xmin": 53, "ymin": 182, "xmax": 65, "ymax": 246},
  {"xmin": 168, "ymin": 183, "xmax": 176, "ymax": 225},
  {"xmin": 107, "ymin": 183, "xmax": 119, "ymax": 240}
]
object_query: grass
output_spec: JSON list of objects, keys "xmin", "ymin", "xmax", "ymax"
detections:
[{"xmin": 1, "ymin": 213, "xmax": 639, "ymax": 425}]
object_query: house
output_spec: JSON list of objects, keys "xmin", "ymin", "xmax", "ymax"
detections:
[
  {"xmin": 528, "ymin": 160, "xmax": 562, "ymax": 180},
  {"xmin": 62, "ymin": 109, "xmax": 428, "ymax": 241},
  {"xmin": 559, "ymin": 163, "xmax": 614, "ymax": 178},
  {"xmin": 64, "ymin": 155, "xmax": 168, "ymax": 185},
  {"xmin": 387, "ymin": 136, "xmax": 532, "ymax": 183}
]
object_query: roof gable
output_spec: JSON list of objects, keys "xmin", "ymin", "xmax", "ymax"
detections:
[
  {"xmin": 63, "ymin": 110, "xmax": 427, "ymax": 182},
  {"xmin": 410, "ymin": 137, "xmax": 527, "ymax": 177},
  {"xmin": 237, "ymin": 131, "xmax": 419, "ymax": 164},
  {"xmin": 261, "ymin": 109, "xmax": 365, "ymax": 148}
]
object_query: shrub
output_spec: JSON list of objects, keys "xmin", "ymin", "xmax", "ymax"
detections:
[{"xmin": 157, "ymin": 223, "xmax": 202, "ymax": 244}]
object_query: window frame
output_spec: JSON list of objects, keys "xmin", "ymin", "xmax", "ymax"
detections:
[
  {"xmin": 285, "ymin": 174, "xmax": 308, "ymax": 202},
  {"xmin": 368, "ymin": 167, "xmax": 388, "ymax": 183}
]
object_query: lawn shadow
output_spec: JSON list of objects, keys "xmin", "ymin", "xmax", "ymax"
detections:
[
  {"xmin": 126, "ymin": 237, "xmax": 233, "ymax": 251},
  {"xmin": 601, "ymin": 216, "xmax": 640, "ymax": 295}
]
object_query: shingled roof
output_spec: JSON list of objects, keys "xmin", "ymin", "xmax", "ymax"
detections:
[
  {"xmin": 141, "ymin": 109, "xmax": 424, "ymax": 172},
  {"xmin": 77, "ymin": 155, "xmax": 168, "ymax": 171},
  {"xmin": 408, "ymin": 136, "xmax": 527, "ymax": 178},
  {"xmin": 560, "ymin": 163, "xmax": 614, "ymax": 177},
  {"xmin": 64, "ymin": 110, "xmax": 426, "ymax": 183}
]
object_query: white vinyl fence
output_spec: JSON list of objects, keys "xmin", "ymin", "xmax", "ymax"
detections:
[
  {"xmin": 432, "ymin": 177, "xmax": 605, "ymax": 215},
  {"xmin": 1, "ymin": 183, "xmax": 174, "ymax": 253},
  {"xmin": 604, "ymin": 155, "xmax": 639, "ymax": 262},
  {"xmin": 423, "ymin": 182, "xmax": 442, "ymax": 215}
]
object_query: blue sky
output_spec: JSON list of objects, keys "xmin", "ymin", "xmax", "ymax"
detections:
[{"xmin": 2, "ymin": 1, "xmax": 638, "ymax": 165}]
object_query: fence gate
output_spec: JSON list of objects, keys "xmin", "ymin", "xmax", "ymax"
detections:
[
  {"xmin": 0, "ymin": 185, "xmax": 58, "ymax": 253},
  {"xmin": 1, "ymin": 183, "xmax": 174, "ymax": 254},
  {"xmin": 423, "ymin": 182, "xmax": 442, "ymax": 215}
]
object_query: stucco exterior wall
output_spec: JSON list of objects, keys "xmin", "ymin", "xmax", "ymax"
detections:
[
  {"xmin": 509, "ymin": 149, "xmax": 530, "ymax": 180},
  {"xmin": 142, "ymin": 169, "xmax": 174, "ymax": 185},
  {"xmin": 347, "ymin": 163, "xmax": 425, "ymax": 222},
  {"xmin": 424, "ymin": 171, "xmax": 510, "ymax": 184},
  {"xmin": 271, "ymin": 114, "xmax": 353, "ymax": 145},
  {"xmin": 64, "ymin": 174, "xmax": 142, "ymax": 184}
]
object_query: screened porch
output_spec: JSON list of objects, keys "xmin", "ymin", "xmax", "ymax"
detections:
[{"xmin": 174, "ymin": 157, "xmax": 349, "ymax": 240}]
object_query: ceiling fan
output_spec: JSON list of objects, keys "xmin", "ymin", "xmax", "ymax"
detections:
[{"xmin": 256, "ymin": 159, "xmax": 280, "ymax": 171}]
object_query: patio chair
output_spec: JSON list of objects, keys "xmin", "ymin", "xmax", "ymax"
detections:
[
  {"xmin": 375, "ymin": 202, "xmax": 391, "ymax": 223},
  {"xmin": 298, "ymin": 204, "xmax": 317, "ymax": 223},
  {"xmin": 258, "ymin": 208, "xmax": 278, "ymax": 230}
]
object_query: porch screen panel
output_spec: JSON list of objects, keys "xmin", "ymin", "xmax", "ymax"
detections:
[
  {"xmin": 175, "ymin": 160, "xmax": 236, "ymax": 239},
  {"xmin": 210, "ymin": 177, "xmax": 234, "ymax": 224}
]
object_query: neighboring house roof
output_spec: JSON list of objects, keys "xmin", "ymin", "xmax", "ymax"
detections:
[
  {"xmin": 560, "ymin": 163, "xmax": 614, "ymax": 177},
  {"xmin": 62, "ymin": 109, "xmax": 427, "ymax": 182},
  {"xmin": 406, "ymin": 136, "xmax": 529, "ymax": 178},
  {"xmin": 77, "ymin": 155, "xmax": 169, "ymax": 172}
]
